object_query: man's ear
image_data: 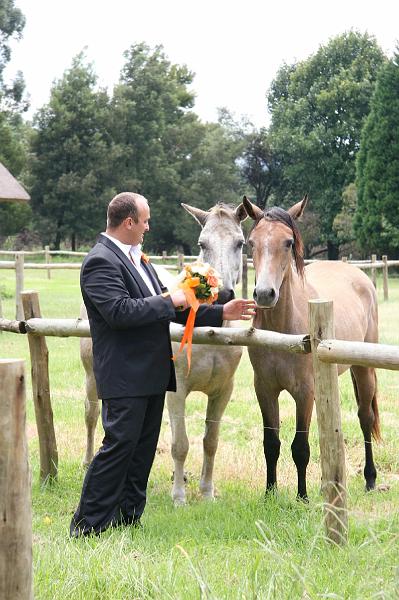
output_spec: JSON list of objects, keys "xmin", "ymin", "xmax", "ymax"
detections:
[
  {"xmin": 181, "ymin": 203, "xmax": 210, "ymax": 227},
  {"xmin": 242, "ymin": 196, "xmax": 263, "ymax": 221},
  {"xmin": 287, "ymin": 195, "xmax": 308, "ymax": 220}
]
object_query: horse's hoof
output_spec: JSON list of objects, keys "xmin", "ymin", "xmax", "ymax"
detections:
[
  {"xmin": 173, "ymin": 497, "xmax": 186, "ymax": 507},
  {"xmin": 264, "ymin": 485, "xmax": 277, "ymax": 499},
  {"xmin": 201, "ymin": 492, "xmax": 215, "ymax": 502},
  {"xmin": 296, "ymin": 493, "xmax": 309, "ymax": 503}
]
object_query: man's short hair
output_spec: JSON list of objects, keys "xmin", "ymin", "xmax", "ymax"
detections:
[{"xmin": 106, "ymin": 192, "xmax": 146, "ymax": 228}]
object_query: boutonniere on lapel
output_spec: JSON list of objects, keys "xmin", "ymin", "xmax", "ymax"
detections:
[{"xmin": 141, "ymin": 252, "xmax": 150, "ymax": 264}]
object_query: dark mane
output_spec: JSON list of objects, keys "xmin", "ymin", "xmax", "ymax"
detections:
[{"xmin": 251, "ymin": 206, "xmax": 305, "ymax": 279}]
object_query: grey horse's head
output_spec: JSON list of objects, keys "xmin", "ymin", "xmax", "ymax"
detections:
[{"xmin": 182, "ymin": 202, "xmax": 247, "ymax": 304}]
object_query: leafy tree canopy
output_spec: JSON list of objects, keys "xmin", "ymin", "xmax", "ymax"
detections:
[
  {"xmin": 0, "ymin": 0, "xmax": 31, "ymax": 240},
  {"xmin": 240, "ymin": 127, "xmax": 278, "ymax": 210},
  {"xmin": 268, "ymin": 31, "xmax": 385, "ymax": 257},
  {"xmin": 108, "ymin": 45, "xmax": 248, "ymax": 253},
  {"xmin": 354, "ymin": 47, "xmax": 399, "ymax": 257},
  {"xmin": 29, "ymin": 53, "xmax": 112, "ymax": 248}
]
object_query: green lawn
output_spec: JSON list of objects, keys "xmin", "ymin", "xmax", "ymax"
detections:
[{"xmin": 1, "ymin": 268, "xmax": 398, "ymax": 599}]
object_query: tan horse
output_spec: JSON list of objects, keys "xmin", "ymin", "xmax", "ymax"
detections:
[
  {"xmin": 80, "ymin": 202, "xmax": 247, "ymax": 506},
  {"xmin": 243, "ymin": 195, "xmax": 380, "ymax": 499}
]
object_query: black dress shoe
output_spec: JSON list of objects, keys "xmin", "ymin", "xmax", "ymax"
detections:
[
  {"xmin": 110, "ymin": 513, "xmax": 142, "ymax": 529},
  {"xmin": 70, "ymin": 526, "xmax": 101, "ymax": 538}
]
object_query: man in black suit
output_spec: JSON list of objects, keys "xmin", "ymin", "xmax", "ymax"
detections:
[{"xmin": 70, "ymin": 192, "xmax": 255, "ymax": 537}]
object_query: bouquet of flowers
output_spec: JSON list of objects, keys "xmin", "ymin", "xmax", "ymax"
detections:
[{"xmin": 174, "ymin": 262, "xmax": 222, "ymax": 372}]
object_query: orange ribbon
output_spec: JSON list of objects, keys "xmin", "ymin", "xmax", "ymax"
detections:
[{"xmin": 172, "ymin": 280, "xmax": 202, "ymax": 374}]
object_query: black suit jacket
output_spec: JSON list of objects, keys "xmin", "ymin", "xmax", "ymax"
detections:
[{"xmin": 80, "ymin": 235, "xmax": 223, "ymax": 399}]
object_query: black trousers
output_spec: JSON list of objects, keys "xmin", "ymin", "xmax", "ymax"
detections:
[{"xmin": 70, "ymin": 393, "xmax": 165, "ymax": 536}]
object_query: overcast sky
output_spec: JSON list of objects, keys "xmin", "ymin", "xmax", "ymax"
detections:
[{"xmin": 6, "ymin": 0, "xmax": 399, "ymax": 127}]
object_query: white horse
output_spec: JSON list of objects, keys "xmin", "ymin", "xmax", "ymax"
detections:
[
  {"xmin": 80, "ymin": 201, "xmax": 247, "ymax": 506},
  {"xmin": 167, "ymin": 202, "xmax": 247, "ymax": 504}
]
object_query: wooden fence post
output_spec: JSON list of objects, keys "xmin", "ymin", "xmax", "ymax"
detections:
[
  {"xmin": 341, "ymin": 256, "xmax": 347, "ymax": 262},
  {"xmin": 382, "ymin": 255, "xmax": 388, "ymax": 301},
  {"xmin": 15, "ymin": 251, "xmax": 24, "ymax": 320},
  {"xmin": 241, "ymin": 253, "xmax": 248, "ymax": 299},
  {"xmin": 177, "ymin": 253, "xmax": 184, "ymax": 271},
  {"xmin": 371, "ymin": 254, "xmax": 377, "ymax": 288},
  {"xmin": 0, "ymin": 359, "xmax": 33, "ymax": 600},
  {"xmin": 45, "ymin": 244, "xmax": 51, "ymax": 279},
  {"xmin": 162, "ymin": 250, "xmax": 167, "ymax": 263},
  {"xmin": 0, "ymin": 293, "xmax": 3, "ymax": 333},
  {"xmin": 309, "ymin": 299, "xmax": 348, "ymax": 545},
  {"xmin": 21, "ymin": 290, "xmax": 58, "ymax": 483}
]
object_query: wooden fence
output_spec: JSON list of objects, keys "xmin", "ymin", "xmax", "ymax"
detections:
[
  {"xmin": 1, "ymin": 249, "xmax": 399, "ymax": 319},
  {"xmin": 2, "ymin": 291, "xmax": 399, "ymax": 544}
]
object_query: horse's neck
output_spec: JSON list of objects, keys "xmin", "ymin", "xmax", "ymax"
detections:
[{"xmin": 254, "ymin": 268, "xmax": 309, "ymax": 334}]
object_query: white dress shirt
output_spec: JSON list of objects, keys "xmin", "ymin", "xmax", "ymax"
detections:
[{"xmin": 101, "ymin": 232, "xmax": 157, "ymax": 296}]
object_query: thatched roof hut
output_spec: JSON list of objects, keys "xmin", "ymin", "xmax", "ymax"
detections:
[{"xmin": 0, "ymin": 161, "xmax": 30, "ymax": 202}]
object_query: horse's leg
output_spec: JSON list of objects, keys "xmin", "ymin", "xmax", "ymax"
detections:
[
  {"xmin": 200, "ymin": 381, "xmax": 234, "ymax": 500},
  {"xmin": 255, "ymin": 378, "xmax": 281, "ymax": 494},
  {"xmin": 291, "ymin": 391, "xmax": 313, "ymax": 500},
  {"xmin": 83, "ymin": 368, "xmax": 100, "ymax": 468},
  {"xmin": 350, "ymin": 366, "xmax": 379, "ymax": 491},
  {"xmin": 167, "ymin": 389, "xmax": 189, "ymax": 506}
]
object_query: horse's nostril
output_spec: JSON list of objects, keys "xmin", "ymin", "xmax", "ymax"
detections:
[
  {"xmin": 269, "ymin": 289, "xmax": 276, "ymax": 300},
  {"xmin": 253, "ymin": 290, "xmax": 257, "ymax": 301}
]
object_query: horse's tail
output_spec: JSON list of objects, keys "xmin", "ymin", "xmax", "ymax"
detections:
[{"xmin": 371, "ymin": 370, "xmax": 381, "ymax": 442}]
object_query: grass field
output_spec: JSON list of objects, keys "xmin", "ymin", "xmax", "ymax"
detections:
[{"xmin": 1, "ymin": 268, "xmax": 399, "ymax": 599}]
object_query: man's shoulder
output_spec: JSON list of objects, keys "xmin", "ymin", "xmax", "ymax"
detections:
[
  {"xmin": 85, "ymin": 237, "xmax": 116, "ymax": 259},
  {"xmin": 82, "ymin": 238, "xmax": 118, "ymax": 271}
]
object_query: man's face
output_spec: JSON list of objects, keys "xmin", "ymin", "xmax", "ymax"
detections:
[{"xmin": 129, "ymin": 199, "xmax": 150, "ymax": 246}]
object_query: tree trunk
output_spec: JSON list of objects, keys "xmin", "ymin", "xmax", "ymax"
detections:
[
  {"xmin": 54, "ymin": 228, "xmax": 62, "ymax": 251},
  {"xmin": 71, "ymin": 232, "xmax": 76, "ymax": 251},
  {"xmin": 327, "ymin": 240, "xmax": 339, "ymax": 260}
]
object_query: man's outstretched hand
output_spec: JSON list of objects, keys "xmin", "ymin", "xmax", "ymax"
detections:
[{"xmin": 222, "ymin": 298, "xmax": 256, "ymax": 321}]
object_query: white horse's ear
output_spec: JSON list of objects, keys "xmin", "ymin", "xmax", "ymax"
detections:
[
  {"xmin": 234, "ymin": 203, "xmax": 248, "ymax": 223},
  {"xmin": 288, "ymin": 194, "xmax": 308, "ymax": 220},
  {"xmin": 181, "ymin": 203, "xmax": 210, "ymax": 227},
  {"xmin": 242, "ymin": 195, "xmax": 263, "ymax": 221}
]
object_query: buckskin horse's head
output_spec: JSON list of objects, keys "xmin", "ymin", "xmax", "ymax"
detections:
[{"xmin": 243, "ymin": 195, "xmax": 307, "ymax": 308}]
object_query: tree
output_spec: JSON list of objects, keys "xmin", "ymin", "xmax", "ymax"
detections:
[
  {"xmin": 0, "ymin": 0, "xmax": 31, "ymax": 238},
  {"xmin": 268, "ymin": 31, "xmax": 385, "ymax": 258},
  {"xmin": 108, "ymin": 42, "xmax": 197, "ymax": 251},
  {"xmin": 29, "ymin": 54, "xmax": 112, "ymax": 248},
  {"xmin": 109, "ymin": 44, "xmax": 246, "ymax": 253},
  {"xmin": 332, "ymin": 182, "xmax": 362, "ymax": 257},
  {"xmin": 354, "ymin": 48, "xmax": 399, "ymax": 256},
  {"xmin": 240, "ymin": 128, "xmax": 277, "ymax": 209},
  {"xmin": 176, "ymin": 111, "xmax": 248, "ymax": 251}
]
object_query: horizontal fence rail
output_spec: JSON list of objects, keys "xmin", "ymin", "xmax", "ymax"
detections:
[
  {"xmin": 2, "ymin": 316, "xmax": 399, "ymax": 371},
  {"xmin": 317, "ymin": 339, "xmax": 399, "ymax": 370},
  {"xmin": 1, "ymin": 317, "xmax": 310, "ymax": 354}
]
